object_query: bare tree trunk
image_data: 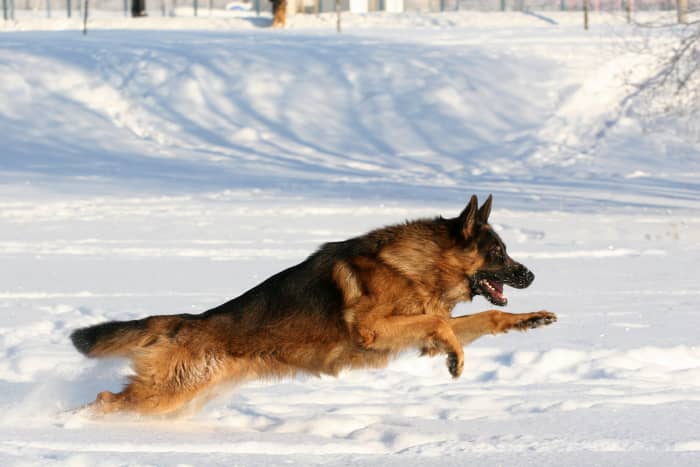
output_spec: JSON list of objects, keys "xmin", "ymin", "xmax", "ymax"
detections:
[
  {"xmin": 583, "ymin": 0, "xmax": 589, "ymax": 30},
  {"xmin": 83, "ymin": 0, "xmax": 88, "ymax": 34},
  {"xmin": 336, "ymin": 0, "xmax": 341, "ymax": 33},
  {"xmin": 676, "ymin": 0, "xmax": 688, "ymax": 24},
  {"xmin": 272, "ymin": 0, "xmax": 286, "ymax": 27},
  {"xmin": 131, "ymin": 0, "xmax": 146, "ymax": 16}
]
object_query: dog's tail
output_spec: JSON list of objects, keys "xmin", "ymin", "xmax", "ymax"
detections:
[{"xmin": 70, "ymin": 318, "xmax": 157, "ymax": 358}]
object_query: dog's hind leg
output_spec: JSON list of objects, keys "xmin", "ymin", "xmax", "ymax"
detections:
[
  {"xmin": 448, "ymin": 310, "xmax": 557, "ymax": 347},
  {"xmin": 88, "ymin": 344, "xmax": 244, "ymax": 416},
  {"xmin": 89, "ymin": 378, "xmax": 218, "ymax": 416}
]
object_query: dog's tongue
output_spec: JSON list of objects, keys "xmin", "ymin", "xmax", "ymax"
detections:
[
  {"xmin": 493, "ymin": 281, "xmax": 503, "ymax": 294},
  {"xmin": 483, "ymin": 279, "xmax": 505, "ymax": 301}
]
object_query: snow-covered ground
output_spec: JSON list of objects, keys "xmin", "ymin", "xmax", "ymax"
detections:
[{"xmin": 1, "ymin": 11, "xmax": 699, "ymax": 466}]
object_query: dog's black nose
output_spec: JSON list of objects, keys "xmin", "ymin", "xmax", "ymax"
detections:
[
  {"xmin": 525, "ymin": 270, "xmax": 535, "ymax": 286},
  {"xmin": 510, "ymin": 263, "xmax": 534, "ymax": 289}
]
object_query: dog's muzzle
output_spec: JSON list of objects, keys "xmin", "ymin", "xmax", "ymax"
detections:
[{"xmin": 508, "ymin": 263, "xmax": 534, "ymax": 289}]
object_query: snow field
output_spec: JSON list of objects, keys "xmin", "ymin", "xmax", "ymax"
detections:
[
  {"xmin": 0, "ymin": 10, "xmax": 699, "ymax": 466},
  {"xmin": 0, "ymin": 193, "xmax": 698, "ymax": 465},
  {"xmin": 2, "ymin": 13, "xmax": 698, "ymax": 208}
]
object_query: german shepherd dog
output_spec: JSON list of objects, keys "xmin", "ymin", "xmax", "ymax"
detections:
[{"xmin": 71, "ymin": 195, "xmax": 556, "ymax": 415}]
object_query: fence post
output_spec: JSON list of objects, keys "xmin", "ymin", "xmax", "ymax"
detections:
[
  {"xmin": 500, "ymin": 0, "xmax": 505, "ymax": 10},
  {"xmin": 560, "ymin": 0, "xmax": 565, "ymax": 10},
  {"xmin": 46, "ymin": 0, "xmax": 51, "ymax": 17},
  {"xmin": 194, "ymin": 0, "xmax": 198, "ymax": 16},
  {"xmin": 335, "ymin": 0, "xmax": 340, "ymax": 32},
  {"xmin": 83, "ymin": 0, "xmax": 88, "ymax": 34},
  {"xmin": 255, "ymin": 0, "xmax": 260, "ymax": 15},
  {"xmin": 123, "ymin": 0, "xmax": 127, "ymax": 16},
  {"xmin": 440, "ymin": 0, "xmax": 445, "ymax": 11},
  {"xmin": 67, "ymin": 0, "xmax": 71, "ymax": 17},
  {"xmin": 583, "ymin": 0, "xmax": 589, "ymax": 29},
  {"xmin": 2, "ymin": 0, "xmax": 7, "ymax": 21}
]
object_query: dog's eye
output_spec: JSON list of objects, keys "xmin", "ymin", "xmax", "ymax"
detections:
[{"xmin": 490, "ymin": 246, "xmax": 504, "ymax": 261}]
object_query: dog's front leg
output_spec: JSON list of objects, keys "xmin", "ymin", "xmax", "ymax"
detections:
[
  {"xmin": 355, "ymin": 314, "xmax": 465, "ymax": 378},
  {"xmin": 448, "ymin": 310, "xmax": 557, "ymax": 346}
]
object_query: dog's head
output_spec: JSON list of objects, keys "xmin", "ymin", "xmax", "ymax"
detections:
[{"xmin": 452, "ymin": 195, "xmax": 534, "ymax": 306}]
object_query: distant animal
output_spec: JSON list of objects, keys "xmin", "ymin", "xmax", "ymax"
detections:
[{"xmin": 71, "ymin": 194, "xmax": 556, "ymax": 416}]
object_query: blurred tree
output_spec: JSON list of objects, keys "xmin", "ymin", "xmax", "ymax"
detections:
[
  {"xmin": 642, "ymin": 17, "xmax": 699, "ymax": 112},
  {"xmin": 625, "ymin": 14, "xmax": 700, "ymax": 139},
  {"xmin": 132, "ymin": 0, "xmax": 146, "ymax": 16}
]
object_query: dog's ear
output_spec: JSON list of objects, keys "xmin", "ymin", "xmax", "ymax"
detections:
[
  {"xmin": 459, "ymin": 195, "xmax": 479, "ymax": 237},
  {"xmin": 478, "ymin": 194, "xmax": 493, "ymax": 224}
]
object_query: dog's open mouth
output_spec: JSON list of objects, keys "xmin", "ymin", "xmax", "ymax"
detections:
[{"xmin": 478, "ymin": 278, "xmax": 508, "ymax": 306}]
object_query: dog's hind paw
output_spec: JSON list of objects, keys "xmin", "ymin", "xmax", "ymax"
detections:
[
  {"xmin": 446, "ymin": 351, "xmax": 464, "ymax": 379},
  {"xmin": 514, "ymin": 311, "xmax": 557, "ymax": 330}
]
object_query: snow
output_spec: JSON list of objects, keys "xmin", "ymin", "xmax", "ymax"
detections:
[{"xmin": 1, "ymin": 10, "xmax": 699, "ymax": 466}]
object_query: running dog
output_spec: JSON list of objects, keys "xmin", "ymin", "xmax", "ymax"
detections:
[{"xmin": 71, "ymin": 194, "xmax": 556, "ymax": 415}]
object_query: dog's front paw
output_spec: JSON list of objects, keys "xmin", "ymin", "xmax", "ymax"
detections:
[
  {"xmin": 514, "ymin": 311, "xmax": 557, "ymax": 330},
  {"xmin": 446, "ymin": 351, "xmax": 464, "ymax": 379}
]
